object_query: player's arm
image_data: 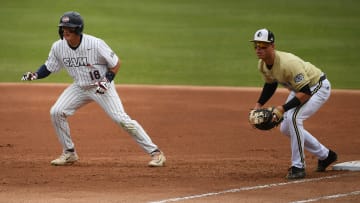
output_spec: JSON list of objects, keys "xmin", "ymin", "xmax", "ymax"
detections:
[
  {"xmin": 94, "ymin": 61, "xmax": 121, "ymax": 94},
  {"xmin": 276, "ymin": 84, "xmax": 311, "ymax": 113},
  {"xmin": 254, "ymin": 82, "xmax": 278, "ymax": 109},
  {"xmin": 21, "ymin": 64, "xmax": 52, "ymax": 81},
  {"xmin": 105, "ymin": 60, "xmax": 120, "ymax": 82}
]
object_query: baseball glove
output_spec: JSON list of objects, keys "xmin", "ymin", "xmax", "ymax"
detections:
[{"xmin": 248, "ymin": 107, "xmax": 283, "ymax": 130}]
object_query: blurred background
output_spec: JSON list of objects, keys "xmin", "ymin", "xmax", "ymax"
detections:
[{"xmin": 1, "ymin": 0, "xmax": 359, "ymax": 88}]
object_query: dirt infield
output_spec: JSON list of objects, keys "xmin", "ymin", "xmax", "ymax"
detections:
[{"xmin": 0, "ymin": 83, "xmax": 359, "ymax": 203}]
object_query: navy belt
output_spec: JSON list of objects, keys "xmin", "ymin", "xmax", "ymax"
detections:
[{"xmin": 319, "ymin": 74, "xmax": 326, "ymax": 82}]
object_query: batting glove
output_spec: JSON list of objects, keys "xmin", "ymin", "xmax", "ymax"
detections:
[
  {"xmin": 21, "ymin": 72, "xmax": 38, "ymax": 81},
  {"xmin": 94, "ymin": 78, "xmax": 110, "ymax": 94}
]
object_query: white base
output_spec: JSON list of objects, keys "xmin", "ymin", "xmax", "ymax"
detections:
[{"xmin": 332, "ymin": 161, "xmax": 360, "ymax": 171}]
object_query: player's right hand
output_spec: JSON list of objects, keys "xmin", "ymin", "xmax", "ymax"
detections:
[
  {"xmin": 94, "ymin": 78, "xmax": 110, "ymax": 94},
  {"xmin": 21, "ymin": 72, "xmax": 38, "ymax": 81}
]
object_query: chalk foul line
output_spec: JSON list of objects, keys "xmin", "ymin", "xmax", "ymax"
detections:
[
  {"xmin": 148, "ymin": 174, "xmax": 351, "ymax": 203},
  {"xmin": 289, "ymin": 190, "xmax": 360, "ymax": 203}
]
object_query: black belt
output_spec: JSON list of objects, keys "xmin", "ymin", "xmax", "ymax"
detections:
[{"xmin": 319, "ymin": 74, "xmax": 326, "ymax": 82}]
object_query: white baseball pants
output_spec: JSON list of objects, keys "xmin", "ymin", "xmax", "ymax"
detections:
[
  {"xmin": 50, "ymin": 82, "xmax": 159, "ymax": 154},
  {"xmin": 280, "ymin": 78, "xmax": 331, "ymax": 169}
]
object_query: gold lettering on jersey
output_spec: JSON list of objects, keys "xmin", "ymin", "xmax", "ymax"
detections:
[{"xmin": 63, "ymin": 57, "xmax": 88, "ymax": 67}]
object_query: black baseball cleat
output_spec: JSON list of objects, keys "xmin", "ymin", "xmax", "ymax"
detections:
[
  {"xmin": 286, "ymin": 166, "xmax": 306, "ymax": 180},
  {"xmin": 316, "ymin": 150, "xmax": 338, "ymax": 172}
]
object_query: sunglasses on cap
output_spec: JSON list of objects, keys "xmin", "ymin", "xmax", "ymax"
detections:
[{"xmin": 254, "ymin": 42, "xmax": 271, "ymax": 49}]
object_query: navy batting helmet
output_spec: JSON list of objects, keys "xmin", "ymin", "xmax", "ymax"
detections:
[{"xmin": 58, "ymin": 11, "xmax": 84, "ymax": 39}]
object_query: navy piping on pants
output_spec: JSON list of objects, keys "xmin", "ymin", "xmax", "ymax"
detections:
[{"xmin": 291, "ymin": 78, "xmax": 324, "ymax": 167}]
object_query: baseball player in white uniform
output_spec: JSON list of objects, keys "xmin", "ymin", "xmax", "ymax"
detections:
[
  {"xmin": 250, "ymin": 28, "xmax": 337, "ymax": 179},
  {"xmin": 21, "ymin": 11, "xmax": 166, "ymax": 167}
]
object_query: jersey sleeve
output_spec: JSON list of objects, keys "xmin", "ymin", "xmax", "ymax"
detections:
[
  {"xmin": 45, "ymin": 41, "xmax": 63, "ymax": 73},
  {"xmin": 98, "ymin": 39, "xmax": 119, "ymax": 69},
  {"xmin": 287, "ymin": 60, "xmax": 310, "ymax": 91}
]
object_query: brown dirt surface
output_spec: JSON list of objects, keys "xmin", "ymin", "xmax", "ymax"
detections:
[{"xmin": 0, "ymin": 83, "xmax": 359, "ymax": 203}]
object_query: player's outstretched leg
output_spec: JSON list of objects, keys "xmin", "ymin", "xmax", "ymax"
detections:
[
  {"xmin": 93, "ymin": 86, "xmax": 166, "ymax": 167},
  {"xmin": 120, "ymin": 119, "xmax": 166, "ymax": 167}
]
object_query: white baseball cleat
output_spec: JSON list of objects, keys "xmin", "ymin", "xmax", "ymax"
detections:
[
  {"xmin": 148, "ymin": 150, "xmax": 166, "ymax": 167},
  {"xmin": 51, "ymin": 152, "xmax": 79, "ymax": 166}
]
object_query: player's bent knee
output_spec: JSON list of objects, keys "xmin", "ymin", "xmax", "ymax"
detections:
[
  {"xmin": 50, "ymin": 106, "xmax": 59, "ymax": 117},
  {"xmin": 280, "ymin": 118, "xmax": 290, "ymax": 135},
  {"xmin": 280, "ymin": 124, "xmax": 288, "ymax": 135},
  {"xmin": 50, "ymin": 106, "xmax": 70, "ymax": 119}
]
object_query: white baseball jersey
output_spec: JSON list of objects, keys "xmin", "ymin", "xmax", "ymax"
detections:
[
  {"xmin": 47, "ymin": 33, "xmax": 159, "ymax": 155},
  {"xmin": 45, "ymin": 34, "xmax": 118, "ymax": 87}
]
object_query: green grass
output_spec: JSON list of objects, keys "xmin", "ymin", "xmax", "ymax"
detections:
[{"xmin": 1, "ymin": 0, "xmax": 359, "ymax": 88}]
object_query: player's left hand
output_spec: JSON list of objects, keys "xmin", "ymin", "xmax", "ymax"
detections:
[
  {"xmin": 21, "ymin": 72, "xmax": 38, "ymax": 81},
  {"xmin": 94, "ymin": 78, "xmax": 110, "ymax": 94},
  {"xmin": 248, "ymin": 106, "xmax": 284, "ymax": 130}
]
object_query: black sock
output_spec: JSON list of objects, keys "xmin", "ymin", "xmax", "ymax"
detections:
[
  {"xmin": 151, "ymin": 149, "xmax": 160, "ymax": 154},
  {"xmin": 66, "ymin": 148, "xmax": 75, "ymax": 153}
]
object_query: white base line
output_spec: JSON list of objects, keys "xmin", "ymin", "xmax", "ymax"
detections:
[
  {"xmin": 148, "ymin": 174, "xmax": 349, "ymax": 203},
  {"xmin": 289, "ymin": 190, "xmax": 360, "ymax": 203}
]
